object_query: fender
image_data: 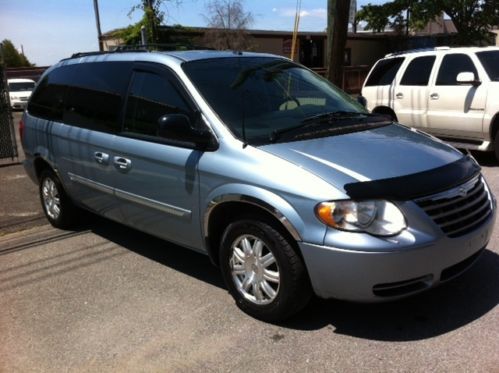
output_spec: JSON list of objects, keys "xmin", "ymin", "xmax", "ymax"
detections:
[{"xmin": 203, "ymin": 183, "xmax": 306, "ymax": 242}]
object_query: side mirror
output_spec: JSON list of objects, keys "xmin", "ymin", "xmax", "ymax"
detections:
[
  {"xmin": 157, "ymin": 114, "xmax": 217, "ymax": 150},
  {"xmin": 157, "ymin": 114, "xmax": 192, "ymax": 138},
  {"xmin": 456, "ymin": 72, "xmax": 481, "ymax": 87},
  {"xmin": 356, "ymin": 95, "xmax": 367, "ymax": 108}
]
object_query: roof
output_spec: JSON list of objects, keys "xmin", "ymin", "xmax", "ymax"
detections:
[
  {"xmin": 163, "ymin": 50, "xmax": 281, "ymax": 61},
  {"xmin": 7, "ymin": 78, "xmax": 36, "ymax": 83},
  {"xmin": 61, "ymin": 50, "xmax": 283, "ymax": 62},
  {"xmin": 385, "ymin": 46, "xmax": 499, "ymax": 58}
]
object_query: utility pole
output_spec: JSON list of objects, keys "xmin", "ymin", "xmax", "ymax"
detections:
[
  {"xmin": 326, "ymin": 0, "xmax": 337, "ymax": 82},
  {"xmin": 93, "ymin": 0, "xmax": 104, "ymax": 51},
  {"xmin": 326, "ymin": 0, "xmax": 351, "ymax": 87}
]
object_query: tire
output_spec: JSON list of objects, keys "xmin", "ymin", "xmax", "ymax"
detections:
[
  {"xmin": 39, "ymin": 169, "xmax": 78, "ymax": 229},
  {"xmin": 219, "ymin": 218, "xmax": 312, "ymax": 322}
]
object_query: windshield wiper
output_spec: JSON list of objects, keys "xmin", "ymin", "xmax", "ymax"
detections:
[
  {"xmin": 302, "ymin": 111, "xmax": 382, "ymax": 123},
  {"xmin": 269, "ymin": 111, "xmax": 388, "ymax": 143}
]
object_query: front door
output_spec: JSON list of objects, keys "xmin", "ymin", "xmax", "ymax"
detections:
[
  {"xmin": 426, "ymin": 53, "xmax": 486, "ymax": 139},
  {"xmin": 111, "ymin": 63, "xmax": 204, "ymax": 249}
]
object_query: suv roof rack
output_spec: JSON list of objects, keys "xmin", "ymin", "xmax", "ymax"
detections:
[
  {"xmin": 385, "ymin": 46, "xmax": 450, "ymax": 58},
  {"xmin": 65, "ymin": 43, "xmax": 213, "ymax": 61}
]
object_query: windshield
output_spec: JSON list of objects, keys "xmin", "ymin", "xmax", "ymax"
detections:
[
  {"xmin": 8, "ymin": 82, "xmax": 35, "ymax": 92},
  {"xmin": 476, "ymin": 51, "xmax": 499, "ymax": 82},
  {"xmin": 182, "ymin": 57, "xmax": 371, "ymax": 145}
]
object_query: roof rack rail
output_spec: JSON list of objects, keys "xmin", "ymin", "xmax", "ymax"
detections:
[
  {"xmin": 385, "ymin": 46, "xmax": 450, "ymax": 58},
  {"xmin": 64, "ymin": 43, "xmax": 213, "ymax": 60},
  {"xmin": 112, "ymin": 43, "xmax": 213, "ymax": 51}
]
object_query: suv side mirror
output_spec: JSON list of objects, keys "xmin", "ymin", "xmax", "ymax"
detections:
[
  {"xmin": 456, "ymin": 72, "xmax": 481, "ymax": 87},
  {"xmin": 157, "ymin": 114, "xmax": 217, "ymax": 150}
]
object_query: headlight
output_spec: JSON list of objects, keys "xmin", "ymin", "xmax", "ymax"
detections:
[{"xmin": 316, "ymin": 200, "xmax": 406, "ymax": 236}]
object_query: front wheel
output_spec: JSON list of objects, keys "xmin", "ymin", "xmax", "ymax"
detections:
[{"xmin": 219, "ymin": 219, "xmax": 311, "ymax": 322}]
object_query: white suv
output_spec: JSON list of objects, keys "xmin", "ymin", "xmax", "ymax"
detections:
[{"xmin": 362, "ymin": 47, "xmax": 499, "ymax": 160}]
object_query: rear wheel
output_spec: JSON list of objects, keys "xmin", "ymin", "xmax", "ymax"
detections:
[
  {"xmin": 39, "ymin": 169, "xmax": 78, "ymax": 229},
  {"xmin": 219, "ymin": 218, "xmax": 311, "ymax": 322}
]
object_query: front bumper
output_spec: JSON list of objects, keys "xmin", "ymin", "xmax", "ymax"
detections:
[{"xmin": 300, "ymin": 206, "xmax": 495, "ymax": 301}]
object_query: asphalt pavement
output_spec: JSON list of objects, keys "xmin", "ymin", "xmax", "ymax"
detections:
[{"xmin": 1, "ymin": 112, "xmax": 498, "ymax": 372}]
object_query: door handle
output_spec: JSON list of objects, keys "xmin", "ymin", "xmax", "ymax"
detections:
[
  {"xmin": 430, "ymin": 93, "xmax": 439, "ymax": 100},
  {"xmin": 113, "ymin": 156, "xmax": 132, "ymax": 171},
  {"xmin": 94, "ymin": 151, "xmax": 109, "ymax": 165},
  {"xmin": 395, "ymin": 93, "xmax": 404, "ymax": 99}
]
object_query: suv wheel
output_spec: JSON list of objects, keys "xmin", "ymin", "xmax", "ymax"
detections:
[
  {"xmin": 39, "ymin": 169, "xmax": 78, "ymax": 229},
  {"xmin": 219, "ymin": 218, "xmax": 311, "ymax": 322},
  {"xmin": 494, "ymin": 134, "xmax": 499, "ymax": 163}
]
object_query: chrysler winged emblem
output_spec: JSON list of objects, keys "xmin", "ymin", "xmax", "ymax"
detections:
[{"xmin": 458, "ymin": 187, "xmax": 468, "ymax": 197}]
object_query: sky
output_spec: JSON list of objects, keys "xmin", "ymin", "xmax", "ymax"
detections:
[{"xmin": 0, "ymin": 0, "xmax": 385, "ymax": 66}]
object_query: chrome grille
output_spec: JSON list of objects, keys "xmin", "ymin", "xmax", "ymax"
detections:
[{"xmin": 415, "ymin": 176, "xmax": 492, "ymax": 238}]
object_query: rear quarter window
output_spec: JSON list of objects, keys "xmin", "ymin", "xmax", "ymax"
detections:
[
  {"xmin": 28, "ymin": 61, "xmax": 132, "ymax": 133},
  {"xmin": 365, "ymin": 57, "xmax": 405, "ymax": 86}
]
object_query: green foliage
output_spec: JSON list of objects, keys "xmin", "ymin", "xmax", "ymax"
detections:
[
  {"xmin": 1, "ymin": 39, "xmax": 33, "ymax": 67},
  {"xmin": 119, "ymin": 0, "xmax": 171, "ymax": 45},
  {"xmin": 357, "ymin": 0, "xmax": 499, "ymax": 44},
  {"xmin": 356, "ymin": 4, "xmax": 391, "ymax": 32}
]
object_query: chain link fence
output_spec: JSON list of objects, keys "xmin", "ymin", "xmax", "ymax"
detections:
[{"xmin": 0, "ymin": 44, "xmax": 19, "ymax": 161}]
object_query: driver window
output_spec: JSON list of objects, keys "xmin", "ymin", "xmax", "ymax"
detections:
[{"xmin": 436, "ymin": 54, "xmax": 478, "ymax": 86}]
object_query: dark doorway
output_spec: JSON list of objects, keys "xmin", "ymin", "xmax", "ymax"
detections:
[{"xmin": 299, "ymin": 37, "xmax": 324, "ymax": 68}]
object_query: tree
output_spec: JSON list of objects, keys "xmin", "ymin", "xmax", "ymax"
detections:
[
  {"xmin": 1, "ymin": 39, "xmax": 33, "ymax": 67},
  {"xmin": 202, "ymin": 0, "xmax": 254, "ymax": 50},
  {"xmin": 326, "ymin": 0, "xmax": 351, "ymax": 86},
  {"xmin": 357, "ymin": 0, "xmax": 499, "ymax": 44},
  {"xmin": 120, "ymin": 0, "xmax": 177, "ymax": 45}
]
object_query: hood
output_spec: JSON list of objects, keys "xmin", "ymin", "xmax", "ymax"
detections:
[
  {"xmin": 10, "ymin": 91, "xmax": 32, "ymax": 97},
  {"xmin": 260, "ymin": 124, "xmax": 464, "ymax": 193}
]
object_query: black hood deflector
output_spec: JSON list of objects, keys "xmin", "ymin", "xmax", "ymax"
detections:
[{"xmin": 344, "ymin": 155, "xmax": 480, "ymax": 200}]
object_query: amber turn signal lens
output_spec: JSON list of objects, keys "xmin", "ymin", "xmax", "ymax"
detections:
[{"xmin": 316, "ymin": 202, "xmax": 336, "ymax": 226}]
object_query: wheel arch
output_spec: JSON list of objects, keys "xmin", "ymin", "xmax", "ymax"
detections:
[
  {"xmin": 203, "ymin": 190, "xmax": 304, "ymax": 267},
  {"xmin": 372, "ymin": 106, "xmax": 398, "ymax": 121},
  {"xmin": 489, "ymin": 112, "xmax": 499, "ymax": 141},
  {"xmin": 33, "ymin": 156, "xmax": 54, "ymax": 180}
]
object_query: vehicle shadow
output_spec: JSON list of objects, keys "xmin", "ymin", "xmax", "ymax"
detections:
[
  {"xmin": 469, "ymin": 150, "xmax": 497, "ymax": 167},
  {"xmin": 83, "ymin": 214, "xmax": 499, "ymax": 342},
  {"xmin": 85, "ymin": 215, "xmax": 225, "ymax": 290}
]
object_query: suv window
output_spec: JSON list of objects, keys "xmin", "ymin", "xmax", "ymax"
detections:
[
  {"xmin": 365, "ymin": 57, "xmax": 405, "ymax": 86},
  {"xmin": 63, "ymin": 62, "xmax": 132, "ymax": 133},
  {"xmin": 436, "ymin": 54, "xmax": 478, "ymax": 86},
  {"xmin": 124, "ymin": 70, "xmax": 192, "ymax": 138},
  {"xmin": 400, "ymin": 56, "xmax": 436, "ymax": 86},
  {"xmin": 476, "ymin": 50, "xmax": 499, "ymax": 82}
]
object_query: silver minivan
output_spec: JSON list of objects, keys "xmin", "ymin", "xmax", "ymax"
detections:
[{"xmin": 22, "ymin": 50, "xmax": 496, "ymax": 321}]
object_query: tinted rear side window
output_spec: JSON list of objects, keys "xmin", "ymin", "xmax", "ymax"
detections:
[
  {"xmin": 63, "ymin": 62, "xmax": 132, "ymax": 133},
  {"xmin": 365, "ymin": 57, "xmax": 404, "ymax": 86},
  {"xmin": 436, "ymin": 54, "xmax": 478, "ymax": 86},
  {"xmin": 28, "ymin": 68, "xmax": 71, "ymax": 121},
  {"xmin": 400, "ymin": 56, "xmax": 436, "ymax": 86}
]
